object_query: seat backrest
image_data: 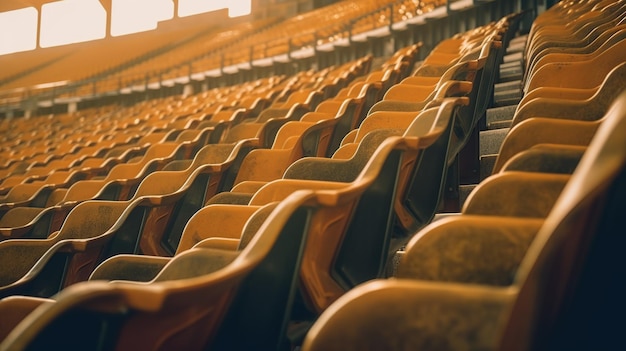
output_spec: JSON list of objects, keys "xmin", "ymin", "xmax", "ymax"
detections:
[
  {"xmin": 0, "ymin": 190, "xmax": 316, "ymax": 351},
  {"xmin": 266, "ymin": 98, "xmax": 467, "ymax": 313},
  {"xmin": 399, "ymin": 97, "xmax": 470, "ymax": 232},
  {"xmin": 512, "ymin": 61, "xmax": 626, "ymax": 127},
  {"xmin": 525, "ymin": 37, "xmax": 626, "ymax": 93},
  {"xmin": 131, "ymin": 142, "xmax": 239, "ymax": 198},
  {"xmin": 104, "ymin": 142, "xmax": 179, "ymax": 181},
  {"xmin": 500, "ymin": 91, "xmax": 626, "ymax": 351},
  {"xmin": 56, "ymin": 200, "xmax": 129, "ymax": 241}
]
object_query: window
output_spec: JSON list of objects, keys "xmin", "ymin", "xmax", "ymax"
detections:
[
  {"xmin": 178, "ymin": 0, "xmax": 251, "ymax": 18},
  {"xmin": 111, "ymin": 0, "xmax": 174, "ymax": 37},
  {"xmin": 0, "ymin": 7, "xmax": 38, "ymax": 55},
  {"xmin": 40, "ymin": 0, "xmax": 106, "ymax": 48},
  {"xmin": 0, "ymin": 0, "xmax": 252, "ymax": 55}
]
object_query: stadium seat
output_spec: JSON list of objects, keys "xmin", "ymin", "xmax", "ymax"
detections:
[
  {"xmin": 1, "ymin": 1, "xmax": 622, "ymax": 350},
  {"xmin": 491, "ymin": 62, "xmax": 626, "ymax": 174},
  {"xmin": 0, "ymin": 190, "xmax": 316, "ymax": 351},
  {"xmin": 300, "ymin": 89, "xmax": 626, "ymax": 351}
]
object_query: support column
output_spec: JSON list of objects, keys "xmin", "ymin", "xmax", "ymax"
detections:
[
  {"xmin": 99, "ymin": 0, "xmax": 112, "ymax": 38},
  {"xmin": 36, "ymin": 4, "xmax": 43, "ymax": 48},
  {"xmin": 172, "ymin": 0, "xmax": 180, "ymax": 18}
]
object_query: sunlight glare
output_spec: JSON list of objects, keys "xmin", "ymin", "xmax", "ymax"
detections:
[
  {"xmin": 111, "ymin": 0, "xmax": 174, "ymax": 37},
  {"xmin": 0, "ymin": 0, "xmax": 252, "ymax": 56},
  {"xmin": 40, "ymin": 0, "xmax": 106, "ymax": 48},
  {"xmin": 178, "ymin": 0, "xmax": 251, "ymax": 18},
  {"xmin": 229, "ymin": 0, "xmax": 252, "ymax": 17},
  {"xmin": 0, "ymin": 7, "xmax": 38, "ymax": 55}
]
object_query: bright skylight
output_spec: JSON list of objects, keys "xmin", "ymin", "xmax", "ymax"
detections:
[
  {"xmin": 111, "ymin": 0, "xmax": 174, "ymax": 37},
  {"xmin": 0, "ymin": 7, "xmax": 38, "ymax": 55},
  {"xmin": 0, "ymin": 0, "xmax": 252, "ymax": 56},
  {"xmin": 39, "ymin": 0, "xmax": 107, "ymax": 48},
  {"xmin": 228, "ymin": 0, "xmax": 252, "ymax": 17},
  {"xmin": 178, "ymin": 0, "xmax": 251, "ymax": 18}
]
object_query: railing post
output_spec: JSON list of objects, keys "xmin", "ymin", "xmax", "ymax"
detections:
[
  {"xmin": 287, "ymin": 38, "xmax": 293, "ymax": 60},
  {"xmin": 220, "ymin": 52, "xmax": 225, "ymax": 75},
  {"xmin": 347, "ymin": 21, "xmax": 353, "ymax": 45},
  {"xmin": 388, "ymin": 3, "xmax": 393, "ymax": 32}
]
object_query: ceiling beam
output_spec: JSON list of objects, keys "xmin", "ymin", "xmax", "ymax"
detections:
[{"xmin": 0, "ymin": 1, "xmax": 50, "ymax": 13}]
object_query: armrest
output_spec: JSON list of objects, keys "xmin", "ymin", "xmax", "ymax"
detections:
[
  {"xmin": 398, "ymin": 215, "xmax": 543, "ymax": 286},
  {"xmin": 89, "ymin": 254, "xmax": 171, "ymax": 282},
  {"xmin": 463, "ymin": 172, "xmax": 570, "ymax": 218}
]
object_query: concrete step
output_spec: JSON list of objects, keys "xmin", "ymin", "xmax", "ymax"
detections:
[
  {"xmin": 487, "ymin": 119, "xmax": 512, "ymax": 130},
  {"xmin": 500, "ymin": 61, "xmax": 522, "ymax": 70},
  {"xmin": 386, "ymin": 250, "xmax": 404, "ymax": 277},
  {"xmin": 494, "ymin": 80, "xmax": 521, "ymax": 94},
  {"xmin": 494, "ymin": 88, "xmax": 522, "ymax": 107},
  {"xmin": 459, "ymin": 184, "xmax": 477, "ymax": 208},
  {"xmin": 480, "ymin": 154, "xmax": 498, "ymax": 180},
  {"xmin": 510, "ymin": 35, "xmax": 528, "ymax": 45},
  {"xmin": 502, "ymin": 51, "xmax": 523, "ymax": 64},
  {"xmin": 480, "ymin": 128, "xmax": 509, "ymax": 156},
  {"xmin": 486, "ymin": 104, "xmax": 517, "ymax": 126},
  {"xmin": 506, "ymin": 41, "xmax": 526, "ymax": 54},
  {"xmin": 432, "ymin": 212, "xmax": 462, "ymax": 222},
  {"xmin": 499, "ymin": 66, "xmax": 523, "ymax": 82}
]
